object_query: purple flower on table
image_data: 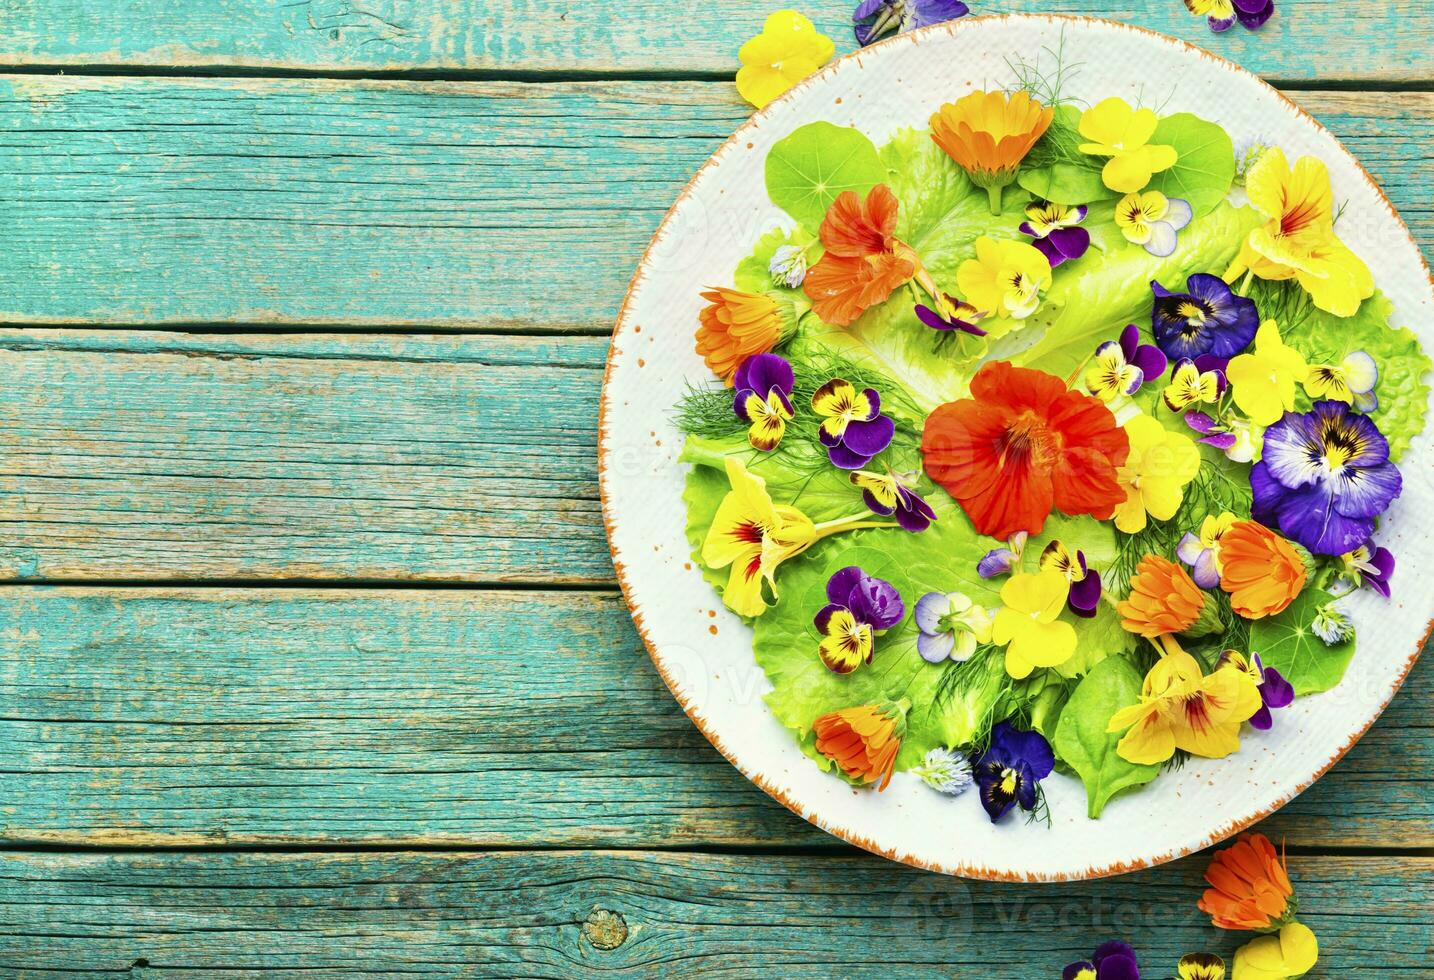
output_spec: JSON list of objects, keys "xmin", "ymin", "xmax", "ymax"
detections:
[
  {"xmin": 1218, "ymin": 651, "xmax": 1293, "ymax": 730},
  {"xmin": 850, "ymin": 468, "xmax": 938, "ymax": 532},
  {"xmin": 914, "ymin": 590, "xmax": 992, "ymax": 663},
  {"xmin": 811, "ymin": 378, "xmax": 896, "ymax": 469},
  {"xmin": 1151, "ymin": 273, "xmax": 1260, "ymax": 362},
  {"xmin": 974, "ymin": 722, "xmax": 1054, "ymax": 822},
  {"xmin": 1184, "ymin": 410, "xmax": 1262, "ymax": 463},
  {"xmin": 1084, "ymin": 324, "xmax": 1169, "ymax": 403},
  {"xmin": 1251, "ymin": 400, "xmax": 1403, "ymax": 555},
  {"xmin": 1064, "ymin": 940, "xmax": 1141, "ymax": 980},
  {"xmin": 1337, "ymin": 539, "xmax": 1395, "ymax": 598},
  {"xmin": 1039, "ymin": 539, "xmax": 1102, "ymax": 618},
  {"xmin": 853, "ymin": 0, "xmax": 969, "ymax": 47},
  {"xmin": 915, "ymin": 295, "xmax": 987, "ymax": 336},
  {"xmin": 732, "ymin": 353, "xmax": 795, "ymax": 452},
  {"xmin": 1189, "ymin": 0, "xmax": 1275, "ymax": 32},
  {"xmin": 978, "ymin": 531, "xmax": 1028, "ymax": 579},
  {"xmin": 814, "ymin": 566, "xmax": 905, "ymax": 673},
  {"xmin": 1020, "ymin": 201, "xmax": 1091, "ymax": 268}
]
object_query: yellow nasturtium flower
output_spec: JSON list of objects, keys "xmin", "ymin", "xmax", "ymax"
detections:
[
  {"xmin": 735, "ymin": 11, "xmax": 835, "ymax": 109},
  {"xmin": 955, "ymin": 235, "xmax": 1053, "ymax": 320},
  {"xmin": 1232, "ymin": 922, "xmax": 1319, "ymax": 980},
  {"xmin": 1112, "ymin": 415, "xmax": 1202, "ymax": 534},
  {"xmin": 991, "ymin": 569, "xmax": 1077, "ymax": 679},
  {"xmin": 1225, "ymin": 320, "xmax": 1309, "ymax": 425},
  {"xmin": 1223, "ymin": 147, "xmax": 1374, "ymax": 316},
  {"xmin": 1077, "ymin": 97, "xmax": 1179, "ymax": 194}
]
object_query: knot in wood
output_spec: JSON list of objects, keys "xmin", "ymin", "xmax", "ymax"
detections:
[{"xmin": 581, "ymin": 907, "xmax": 629, "ymax": 950}]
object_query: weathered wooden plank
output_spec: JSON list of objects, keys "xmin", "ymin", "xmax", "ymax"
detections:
[
  {"xmin": 0, "ymin": 78, "xmax": 1428, "ymax": 330},
  {"xmin": 0, "ymin": 332, "xmax": 611, "ymax": 583},
  {"xmin": 1, "ymin": 588, "xmax": 1427, "ymax": 848},
  {"xmin": 0, "ymin": 1, "xmax": 1428, "ymax": 83},
  {"xmin": 0, "ymin": 850, "xmax": 1427, "ymax": 977}
]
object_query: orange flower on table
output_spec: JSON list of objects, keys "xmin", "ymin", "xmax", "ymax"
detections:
[
  {"xmin": 921, "ymin": 361, "xmax": 1129, "ymax": 540},
  {"xmin": 695, "ymin": 286, "xmax": 784, "ymax": 382},
  {"xmin": 1116, "ymin": 554, "xmax": 1207, "ymax": 639},
  {"xmin": 803, "ymin": 184, "xmax": 918, "ymax": 326},
  {"xmin": 930, "ymin": 90, "xmax": 1054, "ymax": 213},
  {"xmin": 1197, "ymin": 833, "xmax": 1297, "ymax": 931},
  {"xmin": 1219, "ymin": 520, "xmax": 1308, "ymax": 619},
  {"xmin": 812, "ymin": 699, "xmax": 909, "ymax": 791}
]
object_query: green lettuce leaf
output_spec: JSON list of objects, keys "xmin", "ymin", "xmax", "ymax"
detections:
[
  {"xmin": 1016, "ymin": 105, "xmax": 1117, "ymax": 207},
  {"xmin": 1052, "ymin": 656, "xmax": 1160, "ymax": 818},
  {"xmin": 765, "ymin": 122, "xmax": 888, "ymax": 234},
  {"xmin": 1248, "ymin": 588, "xmax": 1356, "ymax": 695},
  {"xmin": 1147, "ymin": 112, "xmax": 1237, "ymax": 218}
]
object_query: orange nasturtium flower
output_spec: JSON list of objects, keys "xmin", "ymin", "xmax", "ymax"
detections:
[
  {"xmin": 1115, "ymin": 554, "xmax": 1209, "ymax": 639},
  {"xmin": 803, "ymin": 184, "xmax": 919, "ymax": 326},
  {"xmin": 1197, "ymin": 833, "xmax": 1297, "ymax": 931},
  {"xmin": 929, "ymin": 90, "xmax": 1054, "ymax": 213},
  {"xmin": 695, "ymin": 286, "xmax": 786, "ymax": 383},
  {"xmin": 812, "ymin": 699, "xmax": 909, "ymax": 791},
  {"xmin": 1218, "ymin": 520, "xmax": 1308, "ymax": 619}
]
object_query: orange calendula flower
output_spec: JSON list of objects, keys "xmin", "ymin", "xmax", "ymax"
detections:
[
  {"xmin": 695, "ymin": 287, "xmax": 785, "ymax": 383},
  {"xmin": 1106, "ymin": 635, "xmax": 1262, "ymax": 765},
  {"xmin": 930, "ymin": 90, "xmax": 1054, "ymax": 213},
  {"xmin": 1116, "ymin": 554, "xmax": 1208, "ymax": 639},
  {"xmin": 1197, "ymin": 833, "xmax": 1297, "ymax": 931},
  {"xmin": 1218, "ymin": 520, "xmax": 1308, "ymax": 619},
  {"xmin": 812, "ymin": 699, "xmax": 909, "ymax": 791},
  {"xmin": 803, "ymin": 184, "xmax": 918, "ymax": 326}
]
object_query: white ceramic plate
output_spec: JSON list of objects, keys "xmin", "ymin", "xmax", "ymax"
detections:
[{"xmin": 599, "ymin": 14, "xmax": 1433, "ymax": 880}]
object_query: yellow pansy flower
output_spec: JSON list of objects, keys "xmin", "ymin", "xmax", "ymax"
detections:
[
  {"xmin": 955, "ymin": 235, "xmax": 1053, "ymax": 320},
  {"xmin": 991, "ymin": 569, "xmax": 1077, "ymax": 679},
  {"xmin": 1106, "ymin": 636, "xmax": 1262, "ymax": 765},
  {"xmin": 1112, "ymin": 415, "xmax": 1202, "ymax": 534},
  {"xmin": 701, "ymin": 458, "xmax": 887, "ymax": 617},
  {"xmin": 1223, "ymin": 147, "xmax": 1373, "ymax": 316},
  {"xmin": 1077, "ymin": 97, "xmax": 1179, "ymax": 194},
  {"xmin": 1232, "ymin": 922, "xmax": 1319, "ymax": 980},
  {"xmin": 1304, "ymin": 350, "xmax": 1378, "ymax": 410},
  {"xmin": 735, "ymin": 11, "xmax": 835, "ymax": 109},
  {"xmin": 1225, "ymin": 320, "xmax": 1309, "ymax": 425}
]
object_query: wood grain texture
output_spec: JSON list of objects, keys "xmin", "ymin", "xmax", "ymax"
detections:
[
  {"xmin": 0, "ymin": 1, "xmax": 1429, "ymax": 83},
  {"xmin": 0, "ymin": 78, "xmax": 1428, "ymax": 330},
  {"xmin": 0, "ymin": 332, "xmax": 610, "ymax": 583},
  {"xmin": 1, "ymin": 587, "xmax": 1427, "ymax": 848},
  {"xmin": 0, "ymin": 850, "xmax": 1428, "ymax": 977}
]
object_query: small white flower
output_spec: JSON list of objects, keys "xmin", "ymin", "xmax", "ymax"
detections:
[
  {"xmin": 768, "ymin": 244, "xmax": 808, "ymax": 288},
  {"xmin": 910, "ymin": 746, "xmax": 973, "ymax": 796},
  {"xmin": 1310, "ymin": 602, "xmax": 1354, "ymax": 646}
]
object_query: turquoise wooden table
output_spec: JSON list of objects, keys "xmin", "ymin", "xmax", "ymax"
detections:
[{"xmin": 0, "ymin": 2, "xmax": 1430, "ymax": 975}]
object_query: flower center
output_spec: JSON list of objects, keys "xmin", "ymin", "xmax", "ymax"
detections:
[
  {"xmin": 999, "ymin": 767, "xmax": 1018, "ymax": 794},
  {"xmin": 997, "ymin": 411, "xmax": 1058, "ymax": 473},
  {"xmin": 1176, "ymin": 300, "xmax": 1211, "ymax": 330}
]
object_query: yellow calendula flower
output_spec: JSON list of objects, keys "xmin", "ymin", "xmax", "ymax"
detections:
[
  {"xmin": 1304, "ymin": 350, "xmax": 1378, "ymax": 411},
  {"xmin": 701, "ymin": 458, "xmax": 886, "ymax": 617},
  {"xmin": 991, "ymin": 569, "xmax": 1077, "ymax": 679},
  {"xmin": 1077, "ymin": 97, "xmax": 1179, "ymax": 194},
  {"xmin": 1106, "ymin": 636, "xmax": 1262, "ymax": 765},
  {"xmin": 1223, "ymin": 147, "xmax": 1373, "ymax": 317},
  {"xmin": 735, "ymin": 11, "xmax": 835, "ymax": 109},
  {"xmin": 1225, "ymin": 320, "xmax": 1309, "ymax": 425},
  {"xmin": 1232, "ymin": 922, "xmax": 1319, "ymax": 980},
  {"xmin": 955, "ymin": 235, "xmax": 1053, "ymax": 320},
  {"xmin": 1112, "ymin": 415, "xmax": 1202, "ymax": 534}
]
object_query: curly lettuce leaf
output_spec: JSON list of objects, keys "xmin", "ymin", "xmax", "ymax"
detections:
[
  {"xmin": 765, "ymin": 122, "xmax": 888, "ymax": 234},
  {"xmin": 1052, "ymin": 656, "xmax": 1160, "ymax": 818}
]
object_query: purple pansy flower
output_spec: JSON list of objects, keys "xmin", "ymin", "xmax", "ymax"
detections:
[
  {"xmin": 1039, "ymin": 540, "xmax": 1102, "ymax": 618},
  {"xmin": 974, "ymin": 722, "xmax": 1054, "ymax": 822},
  {"xmin": 811, "ymin": 378, "xmax": 896, "ymax": 469},
  {"xmin": 732, "ymin": 353, "xmax": 796, "ymax": 452},
  {"xmin": 851, "ymin": 468, "xmax": 938, "ymax": 532},
  {"xmin": 1251, "ymin": 400, "xmax": 1403, "ymax": 555},
  {"xmin": 1184, "ymin": 410, "xmax": 1261, "ymax": 463},
  {"xmin": 1063, "ymin": 940, "xmax": 1141, "ymax": 980},
  {"xmin": 1020, "ymin": 201, "xmax": 1091, "ymax": 268},
  {"xmin": 1150, "ymin": 273, "xmax": 1260, "ymax": 362},
  {"xmin": 1199, "ymin": 0, "xmax": 1274, "ymax": 32},
  {"xmin": 915, "ymin": 294, "xmax": 988, "ymax": 336},
  {"xmin": 853, "ymin": 0, "xmax": 968, "ymax": 47},
  {"xmin": 914, "ymin": 591, "xmax": 992, "ymax": 663},
  {"xmin": 814, "ymin": 567, "xmax": 905, "ymax": 674},
  {"xmin": 1339, "ymin": 539, "xmax": 1395, "ymax": 598},
  {"xmin": 1218, "ymin": 651, "xmax": 1293, "ymax": 731},
  {"xmin": 978, "ymin": 531, "xmax": 1028, "ymax": 578},
  {"xmin": 1085, "ymin": 324, "xmax": 1168, "ymax": 403}
]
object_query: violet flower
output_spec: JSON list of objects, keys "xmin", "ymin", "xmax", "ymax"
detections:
[
  {"xmin": 915, "ymin": 294, "xmax": 987, "ymax": 336},
  {"xmin": 853, "ymin": 0, "xmax": 968, "ymax": 47},
  {"xmin": 1150, "ymin": 273, "xmax": 1260, "ymax": 362},
  {"xmin": 1200, "ymin": 0, "xmax": 1274, "ymax": 32},
  {"xmin": 1338, "ymin": 539, "xmax": 1395, "ymax": 598},
  {"xmin": 732, "ymin": 353, "xmax": 795, "ymax": 452},
  {"xmin": 913, "ymin": 590, "xmax": 992, "ymax": 663},
  {"xmin": 1184, "ymin": 410, "xmax": 1261, "ymax": 463},
  {"xmin": 1251, "ymin": 400, "xmax": 1403, "ymax": 555},
  {"xmin": 1020, "ymin": 201, "xmax": 1091, "ymax": 268},
  {"xmin": 814, "ymin": 566, "xmax": 905, "ymax": 674},
  {"xmin": 1039, "ymin": 540, "xmax": 1102, "ymax": 618},
  {"xmin": 978, "ymin": 531, "xmax": 1027, "ymax": 578},
  {"xmin": 811, "ymin": 378, "xmax": 896, "ymax": 469},
  {"xmin": 1219, "ymin": 651, "xmax": 1293, "ymax": 730},
  {"xmin": 1085, "ymin": 324, "xmax": 1169, "ymax": 402},
  {"xmin": 974, "ymin": 722, "xmax": 1054, "ymax": 822},
  {"xmin": 851, "ymin": 468, "xmax": 938, "ymax": 532},
  {"xmin": 1064, "ymin": 941, "xmax": 1141, "ymax": 980}
]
